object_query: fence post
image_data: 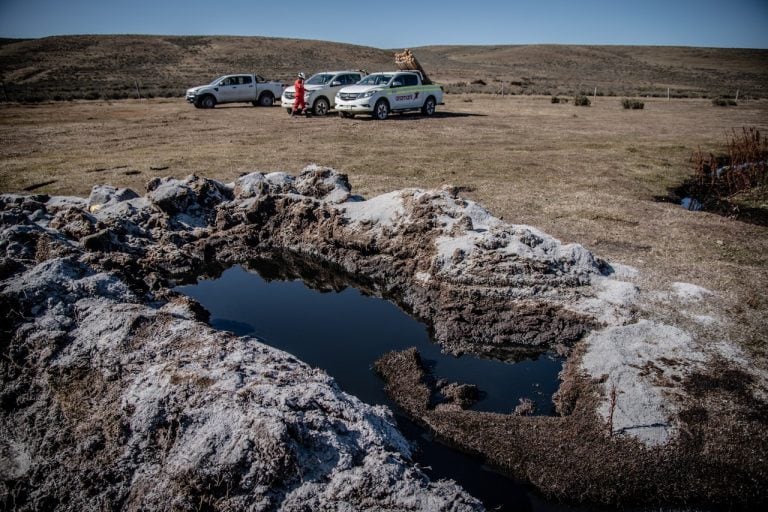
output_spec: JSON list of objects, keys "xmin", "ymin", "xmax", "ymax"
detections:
[
  {"xmin": 735, "ymin": 89, "xmax": 739, "ymax": 102},
  {"xmin": 593, "ymin": 86, "xmax": 597, "ymax": 101},
  {"xmin": 667, "ymin": 87, "xmax": 670, "ymax": 101},
  {"xmin": 135, "ymin": 80, "xmax": 142, "ymax": 99}
]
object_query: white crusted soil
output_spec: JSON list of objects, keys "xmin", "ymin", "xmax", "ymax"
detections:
[
  {"xmin": 580, "ymin": 320, "xmax": 707, "ymax": 445},
  {"xmin": 0, "ymin": 257, "xmax": 482, "ymax": 510},
  {"xmin": 333, "ymin": 182, "xmax": 763, "ymax": 447}
]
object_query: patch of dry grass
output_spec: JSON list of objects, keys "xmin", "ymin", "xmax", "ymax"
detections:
[{"xmin": 1, "ymin": 96, "xmax": 767, "ymax": 357}]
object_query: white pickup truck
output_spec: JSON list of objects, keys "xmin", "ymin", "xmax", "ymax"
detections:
[
  {"xmin": 334, "ymin": 71, "xmax": 444, "ymax": 120},
  {"xmin": 186, "ymin": 74, "xmax": 286, "ymax": 109},
  {"xmin": 281, "ymin": 70, "xmax": 366, "ymax": 116}
]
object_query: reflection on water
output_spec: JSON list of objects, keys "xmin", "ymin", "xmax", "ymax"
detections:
[
  {"xmin": 681, "ymin": 197, "xmax": 703, "ymax": 211},
  {"xmin": 177, "ymin": 264, "xmax": 563, "ymax": 415},
  {"xmin": 176, "ymin": 262, "xmax": 572, "ymax": 511}
]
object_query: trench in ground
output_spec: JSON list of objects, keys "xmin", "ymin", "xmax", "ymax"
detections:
[{"xmin": 176, "ymin": 259, "xmax": 587, "ymax": 512}]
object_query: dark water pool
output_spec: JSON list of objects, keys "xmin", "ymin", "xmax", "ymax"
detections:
[
  {"xmin": 177, "ymin": 264, "xmax": 563, "ymax": 415},
  {"xmin": 175, "ymin": 262, "xmax": 573, "ymax": 511}
]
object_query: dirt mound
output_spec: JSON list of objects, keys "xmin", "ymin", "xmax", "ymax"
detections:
[{"xmin": 2, "ymin": 166, "xmax": 766, "ymax": 508}]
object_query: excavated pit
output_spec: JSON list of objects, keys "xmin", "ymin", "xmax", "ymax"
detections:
[
  {"xmin": 2, "ymin": 165, "xmax": 767, "ymax": 510},
  {"xmin": 174, "ymin": 260, "xmax": 565, "ymax": 416},
  {"xmin": 175, "ymin": 259, "xmax": 569, "ymax": 511}
]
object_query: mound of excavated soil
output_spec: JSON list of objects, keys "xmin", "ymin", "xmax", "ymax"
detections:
[{"xmin": 2, "ymin": 165, "xmax": 766, "ymax": 509}]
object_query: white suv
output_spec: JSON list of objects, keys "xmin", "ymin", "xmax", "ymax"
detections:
[{"xmin": 281, "ymin": 70, "xmax": 366, "ymax": 116}]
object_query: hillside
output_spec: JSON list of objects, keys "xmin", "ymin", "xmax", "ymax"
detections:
[
  {"xmin": 0, "ymin": 35, "xmax": 393, "ymax": 101},
  {"xmin": 414, "ymin": 44, "xmax": 768, "ymax": 98},
  {"xmin": 0, "ymin": 35, "xmax": 767, "ymax": 101}
]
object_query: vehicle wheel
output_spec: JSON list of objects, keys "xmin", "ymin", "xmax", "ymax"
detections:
[
  {"xmin": 313, "ymin": 97, "xmax": 330, "ymax": 116},
  {"xmin": 422, "ymin": 96, "xmax": 436, "ymax": 116},
  {"xmin": 200, "ymin": 95, "xmax": 216, "ymax": 109},
  {"xmin": 258, "ymin": 92, "xmax": 274, "ymax": 107},
  {"xmin": 373, "ymin": 99, "xmax": 389, "ymax": 120}
]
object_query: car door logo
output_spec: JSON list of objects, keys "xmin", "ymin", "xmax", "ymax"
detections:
[{"xmin": 395, "ymin": 92, "xmax": 418, "ymax": 101}]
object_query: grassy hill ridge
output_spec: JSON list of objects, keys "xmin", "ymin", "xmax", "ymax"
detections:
[
  {"xmin": 1, "ymin": 35, "xmax": 767, "ymax": 101},
  {"xmin": 413, "ymin": 44, "xmax": 768, "ymax": 98}
]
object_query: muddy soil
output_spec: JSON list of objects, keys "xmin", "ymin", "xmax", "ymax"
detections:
[{"xmin": 375, "ymin": 346, "xmax": 768, "ymax": 507}]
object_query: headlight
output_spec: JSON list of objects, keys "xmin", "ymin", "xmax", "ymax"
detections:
[{"xmin": 361, "ymin": 90, "xmax": 376, "ymax": 98}]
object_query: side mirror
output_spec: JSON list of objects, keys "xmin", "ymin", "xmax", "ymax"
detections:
[
  {"xmin": 391, "ymin": 81, "xmax": 402, "ymax": 88},
  {"xmin": 218, "ymin": 81, "xmax": 226, "ymax": 86},
  {"xmin": 331, "ymin": 81, "xmax": 342, "ymax": 87}
]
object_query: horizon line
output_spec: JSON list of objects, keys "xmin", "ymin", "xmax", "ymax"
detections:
[{"xmin": 1, "ymin": 33, "xmax": 766, "ymax": 51}]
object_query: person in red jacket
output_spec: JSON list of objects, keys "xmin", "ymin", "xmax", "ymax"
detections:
[{"xmin": 292, "ymin": 72, "xmax": 307, "ymax": 116}]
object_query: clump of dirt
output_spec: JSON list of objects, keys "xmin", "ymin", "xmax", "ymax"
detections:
[{"xmin": 374, "ymin": 346, "xmax": 768, "ymax": 507}]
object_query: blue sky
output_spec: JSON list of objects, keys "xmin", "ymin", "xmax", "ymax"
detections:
[{"xmin": 1, "ymin": 0, "xmax": 766, "ymax": 49}]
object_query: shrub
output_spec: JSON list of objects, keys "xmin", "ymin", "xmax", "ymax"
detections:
[
  {"xmin": 690, "ymin": 127, "xmax": 767, "ymax": 201},
  {"xmin": 712, "ymin": 97, "xmax": 737, "ymax": 107},
  {"xmin": 622, "ymin": 98, "xmax": 645, "ymax": 109},
  {"xmin": 573, "ymin": 95, "xmax": 591, "ymax": 107}
]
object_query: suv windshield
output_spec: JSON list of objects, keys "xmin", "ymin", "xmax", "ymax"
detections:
[
  {"xmin": 358, "ymin": 74, "xmax": 393, "ymax": 86},
  {"xmin": 306, "ymin": 73, "xmax": 335, "ymax": 85}
]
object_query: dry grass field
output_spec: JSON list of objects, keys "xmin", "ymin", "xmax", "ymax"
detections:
[{"xmin": 1, "ymin": 95, "xmax": 767, "ymax": 360}]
